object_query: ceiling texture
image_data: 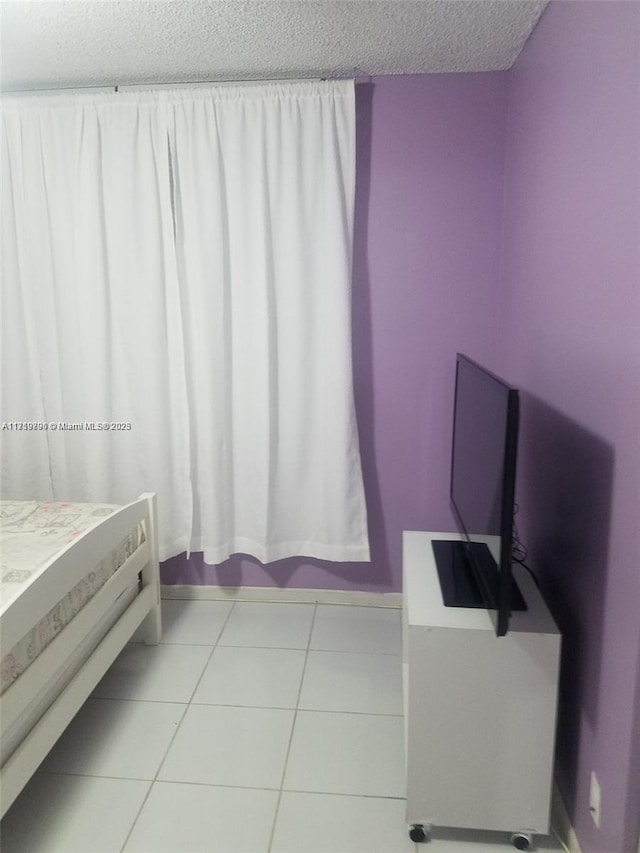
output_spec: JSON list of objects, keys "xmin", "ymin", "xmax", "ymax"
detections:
[{"xmin": 1, "ymin": 0, "xmax": 549, "ymax": 93}]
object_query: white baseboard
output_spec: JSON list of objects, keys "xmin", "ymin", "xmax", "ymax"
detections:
[
  {"xmin": 161, "ymin": 584, "xmax": 402, "ymax": 608},
  {"xmin": 551, "ymin": 781, "xmax": 584, "ymax": 853}
]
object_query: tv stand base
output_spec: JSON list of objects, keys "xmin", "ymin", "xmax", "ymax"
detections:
[
  {"xmin": 407, "ymin": 825, "xmax": 534, "ymax": 849},
  {"xmin": 402, "ymin": 531, "xmax": 561, "ymax": 841},
  {"xmin": 431, "ymin": 538, "xmax": 527, "ymax": 611}
]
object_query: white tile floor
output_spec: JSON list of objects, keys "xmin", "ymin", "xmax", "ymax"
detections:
[{"xmin": 1, "ymin": 600, "xmax": 566, "ymax": 853}]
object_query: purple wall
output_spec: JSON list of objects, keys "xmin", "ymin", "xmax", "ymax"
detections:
[
  {"xmin": 161, "ymin": 24, "xmax": 640, "ymax": 849},
  {"xmin": 162, "ymin": 72, "xmax": 509, "ymax": 593},
  {"xmin": 498, "ymin": 3, "xmax": 640, "ymax": 853}
]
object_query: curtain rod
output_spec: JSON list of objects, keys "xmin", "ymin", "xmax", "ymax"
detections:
[{"xmin": 3, "ymin": 75, "xmax": 371, "ymax": 97}]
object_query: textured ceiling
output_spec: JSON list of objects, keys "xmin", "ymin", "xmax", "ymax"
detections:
[{"xmin": 0, "ymin": 0, "xmax": 549, "ymax": 92}]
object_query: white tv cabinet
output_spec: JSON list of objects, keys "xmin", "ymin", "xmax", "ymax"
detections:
[{"xmin": 402, "ymin": 531, "xmax": 561, "ymax": 849}]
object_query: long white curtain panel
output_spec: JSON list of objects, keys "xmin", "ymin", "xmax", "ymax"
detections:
[
  {"xmin": 1, "ymin": 82, "xmax": 370, "ymax": 563},
  {"xmin": 1, "ymin": 93, "xmax": 193, "ymax": 557}
]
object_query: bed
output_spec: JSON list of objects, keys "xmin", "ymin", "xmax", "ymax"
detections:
[{"xmin": 0, "ymin": 493, "xmax": 162, "ymax": 817}]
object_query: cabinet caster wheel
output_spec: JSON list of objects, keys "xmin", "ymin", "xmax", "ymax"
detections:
[
  {"xmin": 409, "ymin": 824, "xmax": 430, "ymax": 843},
  {"xmin": 510, "ymin": 832, "xmax": 533, "ymax": 850}
]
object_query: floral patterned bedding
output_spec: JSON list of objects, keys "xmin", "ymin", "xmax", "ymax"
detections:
[{"xmin": 0, "ymin": 500, "xmax": 143, "ymax": 695}]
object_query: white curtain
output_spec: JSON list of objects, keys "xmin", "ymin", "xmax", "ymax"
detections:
[
  {"xmin": 1, "ymin": 93, "xmax": 193, "ymax": 558},
  {"xmin": 1, "ymin": 82, "xmax": 370, "ymax": 563}
]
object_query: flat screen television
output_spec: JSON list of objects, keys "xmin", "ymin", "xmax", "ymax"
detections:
[{"xmin": 432, "ymin": 353, "xmax": 526, "ymax": 637}]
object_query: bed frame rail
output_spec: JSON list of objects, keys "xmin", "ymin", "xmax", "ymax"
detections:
[
  {"xmin": 0, "ymin": 492, "xmax": 161, "ymax": 818},
  {"xmin": 1, "ymin": 495, "xmax": 157, "ymax": 650},
  {"xmin": 1, "ymin": 586, "xmax": 155, "ymax": 816}
]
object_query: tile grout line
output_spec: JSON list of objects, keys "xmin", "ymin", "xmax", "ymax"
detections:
[
  {"xmin": 187, "ymin": 702, "xmax": 404, "ymax": 717},
  {"xmin": 25, "ymin": 599, "xmax": 559, "ymax": 851},
  {"xmin": 19, "ymin": 601, "xmax": 409, "ymax": 852},
  {"xmin": 181, "ymin": 600, "xmax": 238, "ymax": 706},
  {"xmin": 266, "ymin": 602, "xmax": 318, "ymax": 853},
  {"xmin": 118, "ymin": 600, "xmax": 238, "ymax": 853},
  {"xmin": 35, "ymin": 770, "xmax": 408, "ymax": 799}
]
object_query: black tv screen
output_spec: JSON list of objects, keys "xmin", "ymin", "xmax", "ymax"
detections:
[{"xmin": 432, "ymin": 353, "xmax": 526, "ymax": 636}]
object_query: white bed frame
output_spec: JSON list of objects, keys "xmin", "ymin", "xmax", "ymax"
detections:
[{"xmin": 0, "ymin": 493, "xmax": 162, "ymax": 817}]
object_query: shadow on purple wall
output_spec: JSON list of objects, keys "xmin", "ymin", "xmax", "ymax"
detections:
[
  {"xmin": 517, "ymin": 393, "xmax": 614, "ymax": 817},
  {"xmin": 348, "ymin": 80, "xmax": 392, "ymax": 586},
  {"xmin": 161, "ymin": 82, "xmax": 392, "ymax": 592}
]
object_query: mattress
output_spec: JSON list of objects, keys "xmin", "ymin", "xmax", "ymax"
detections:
[{"xmin": 0, "ymin": 500, "xmax": 143, "ymax": 695}]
